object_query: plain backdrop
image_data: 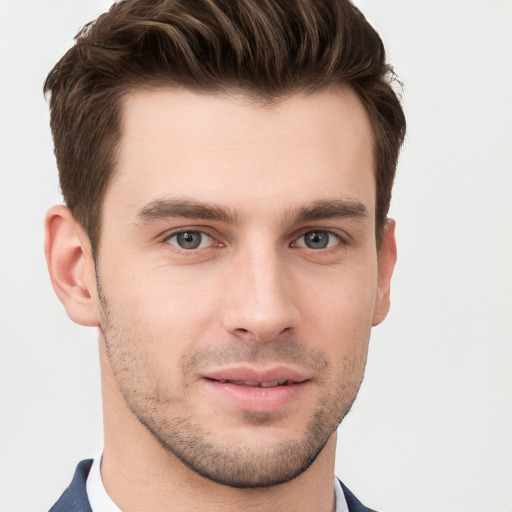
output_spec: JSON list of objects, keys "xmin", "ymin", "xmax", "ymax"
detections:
[{"xmin": 1, "ymin": 1, "xmax": 511, "ymax": 511}]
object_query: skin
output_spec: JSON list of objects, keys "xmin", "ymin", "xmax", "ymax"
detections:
[{"xmin": 45, "ymin": 86, "xmax": 396, "ymax": 512}]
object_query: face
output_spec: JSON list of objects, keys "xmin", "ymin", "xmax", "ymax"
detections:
[{"xmin": 95, "ymin": 87, "xmax": 394, "ymax": 487}]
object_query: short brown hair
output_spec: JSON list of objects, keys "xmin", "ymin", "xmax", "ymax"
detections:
[{"xmin": 44, "ymin": 0, "xmax": 406, "ymax": 252}]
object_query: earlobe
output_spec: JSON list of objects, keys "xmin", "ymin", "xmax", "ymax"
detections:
[
  {"xmin": 44, "ymin": 205, "xmax": 100, "ymax": 327},
  {"xmin": 372, "ymin": 219, "xmax": 397, "ymax": 326}
]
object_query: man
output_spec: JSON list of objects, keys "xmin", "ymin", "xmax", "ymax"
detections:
[{"xmin": 44, "ymin": 0, "xmax": 405, "ymax": 510}]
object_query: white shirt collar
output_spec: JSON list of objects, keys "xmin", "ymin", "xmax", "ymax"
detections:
[
  {"xmin": 334, "ymin": 477, "xmax": 350, "ymax": 512},
  {"xmin": 86, "ymin": 456, "xmax": 122, "ymax": 512},
  {"xmin": 86, "ymin": 456, "xmax": 349, "ymax": 512}
]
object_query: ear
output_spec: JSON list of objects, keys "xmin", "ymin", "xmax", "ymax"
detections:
[
  {"xmin": 44, "ymin": 205, "xmax": 100, "ymax": 327},
  {"xmin": 372, "ymin": 219, "xmax": 397, "ymax": 326}
]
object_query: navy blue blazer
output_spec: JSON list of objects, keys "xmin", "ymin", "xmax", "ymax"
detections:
[{"xmin": 50, "ymin": 459, "xmax": 377, "ymax": 512}]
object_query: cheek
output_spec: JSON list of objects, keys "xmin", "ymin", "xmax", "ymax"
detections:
[
  {"xmin": 101, "ymin": 269, "xmax": 225, "ymax": 398},
  {"xmin": 298, "ymin": 266, "xmax": 377, "ymax": 356},
  {"xmin": 300, "ymin": 264, "xmax": 378, "ymax": 324},
  {"xmin": 103, "ymin": 264, "xmax": 223, "ymax": 350}
]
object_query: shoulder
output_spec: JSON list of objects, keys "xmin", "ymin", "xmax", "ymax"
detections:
[
  {"xmin": 339, "ymin": 479, "xmax": 379, "ymax": 512},
  {"xmin": 49, "ymin": 459, "xmax": 93, "ymax": 512}
]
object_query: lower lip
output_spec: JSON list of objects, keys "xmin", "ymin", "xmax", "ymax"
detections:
[{"xmin": 202, "ymin": 379, "xmax": 310, "ymax": 412}]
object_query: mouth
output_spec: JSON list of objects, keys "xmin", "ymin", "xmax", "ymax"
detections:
[
  {"xmin": 201, "ymin": 367, "xmax": 311, "ymax": 412},
  {"xmin": 211, "ymin": 379, "xmax": 297, "ymax": 387},
  {"xmin": 203, "ymin": 366, "xmax": 309, "ymax": 383}
]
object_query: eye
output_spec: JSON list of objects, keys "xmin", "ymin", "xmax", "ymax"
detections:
[
  {"xmin": 294, "ymin": 230, "xmax": 341, "ymax": 250},
  {"xmin": 166, "ymin": 231, "xmax": 215, "ymax": 250}
]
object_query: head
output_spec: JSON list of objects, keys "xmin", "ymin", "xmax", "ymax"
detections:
[
  {"xmin": 44, "ymin": 0, "xmax": 405, "ymax": 254},
  {"xmin": 44, "ymin": 0, "xmax": 405, "ymax": 490}
]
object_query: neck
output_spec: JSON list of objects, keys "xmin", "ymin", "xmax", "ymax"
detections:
[{"xmin": 99, "ymin": 345, "xmax": 337, "ymax": 512}]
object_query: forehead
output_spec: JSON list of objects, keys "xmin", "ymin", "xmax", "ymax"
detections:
[{"xmin": 108, "ymin": 86, "xmax": 375, "ymax": 223}]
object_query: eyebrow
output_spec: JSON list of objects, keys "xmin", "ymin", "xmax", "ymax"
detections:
[
  {"xmin": 134, "ymin": 197, "xmax": 368, "ymax": 226},
  {"xmin": 135, "ymin": 198, "xmax": 240, "ymax": 224},
  {"xmin": 291, "ymin": 199, "xmax": 369, "ymax": 224}
]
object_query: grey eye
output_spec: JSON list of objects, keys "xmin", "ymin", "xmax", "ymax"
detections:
[
  {"xmin": 296, "ymin": 231, "xmax": 340, "ymax": 249},
  {"xmin": 304, "ymin": 231, "xmax": 329, "ymax": 249},
  {"xmin": 168, "ymin": 231, "xmax": 213, "ymax": 250}
]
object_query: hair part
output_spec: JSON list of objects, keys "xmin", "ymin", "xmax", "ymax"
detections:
[{"xmin": 44, "ymin": 0, "xmax": 406, "ymax": 252}]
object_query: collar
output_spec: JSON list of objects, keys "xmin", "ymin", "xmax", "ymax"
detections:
[{"xmin": 86, "ymin": 456, "xmax": 122, "ymax": 512}]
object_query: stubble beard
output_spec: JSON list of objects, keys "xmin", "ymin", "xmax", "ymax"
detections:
[{"xmin": 98, "ymin": 287, "xmax": 368, "ymax": 488}]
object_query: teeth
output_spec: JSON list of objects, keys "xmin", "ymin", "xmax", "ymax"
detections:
[
  {"xmin": 260, "ymin": 380, "xmax": 279, "ymax": 388},
  {"xmin": 231, "ymin": 380, "xmax": 259, "ymax": 386}
]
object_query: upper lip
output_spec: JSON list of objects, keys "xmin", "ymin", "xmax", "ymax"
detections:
[{"xmin": 202, "ymin": 366, "xmax": 310, "ymax": 384}]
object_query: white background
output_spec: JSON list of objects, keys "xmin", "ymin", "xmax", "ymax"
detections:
[{"xmin": 0, "ymin": 1, "xmax": 511, "ymax": 511}]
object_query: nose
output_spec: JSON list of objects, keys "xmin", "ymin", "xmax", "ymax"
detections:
[{"xmin": 221, "ymin": 246, "xmax": 301, "ymax": 343}]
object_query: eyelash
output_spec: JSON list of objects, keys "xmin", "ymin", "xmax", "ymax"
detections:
[
  {"xmin": 290, "ymin": 229, "xmax": 348, "ymax": 251},
  {"xmin": 159, "ymin": 228, "xmax": 220, "ymax": 249},
  {"xmin": 158, "ymin": 227, "xmax": 350, "ymax": 252}
]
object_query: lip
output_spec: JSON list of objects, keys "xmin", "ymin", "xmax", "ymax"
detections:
[
  {"xmin": 203, "ymin": 365, "xmax": 310, "ymax": 384},
  {"xmin": 201, "ymin": 366, "xmax": 311, "ymax": 412}
]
